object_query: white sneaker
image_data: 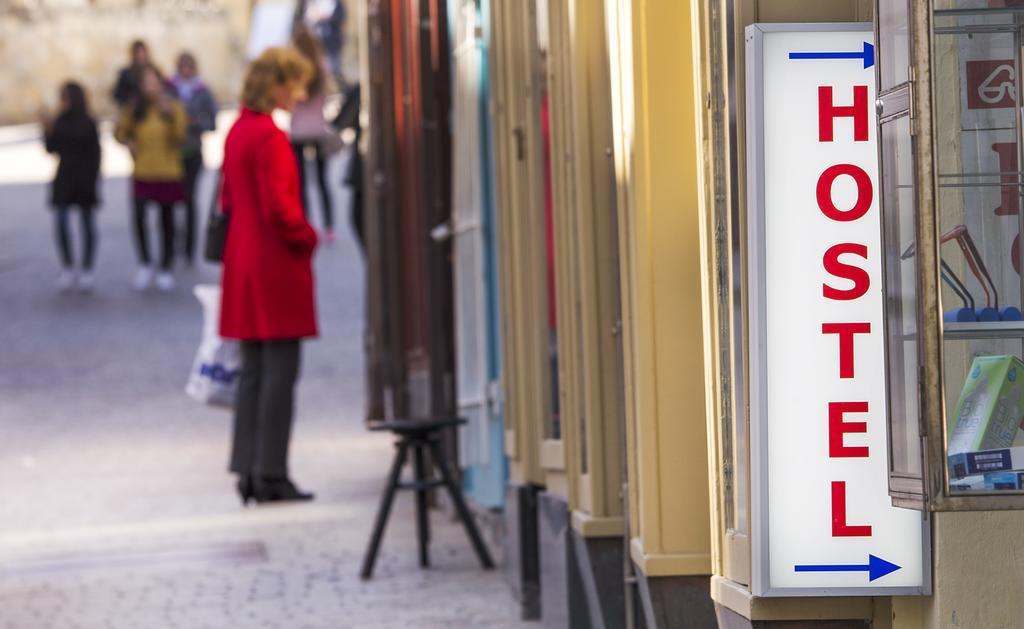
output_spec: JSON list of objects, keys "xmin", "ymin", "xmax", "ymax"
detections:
[
  {"xmin": 56, "ymin": 270, "xmax": 76, "ymax": 292},
  {"xmin": 78, "ymin": 272, "xmax": 95, "ymax": 293},
  {"xmin": 155, "ymin": 271, "xmax": 175, "ymax": 292},
  {"xmin": 133, "ymin": 266, "xmax": 154, "ymax": 291}
]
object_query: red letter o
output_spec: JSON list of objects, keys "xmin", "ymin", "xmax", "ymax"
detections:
[{"xmin": 817, "ymin": 164, "xmax": 873, "ymax": 222}]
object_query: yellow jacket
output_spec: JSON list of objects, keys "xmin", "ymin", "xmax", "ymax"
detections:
[{"xmin": 114, "ymin": 102, "xmax": 188, "ymax": 181}]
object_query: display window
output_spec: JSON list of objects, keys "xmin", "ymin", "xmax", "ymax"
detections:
[
  {"xmin": 934, "ymin": 5, "xmax": 1024, "ymax": 497},
  {"xmin": 878, "ymin": 0, "xmax": 1024, "ymax": 508}
]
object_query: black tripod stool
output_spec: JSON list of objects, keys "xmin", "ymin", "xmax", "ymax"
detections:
[{"xmin": 360, "ymin": 417, "xmax": 495, "ymax": 579}]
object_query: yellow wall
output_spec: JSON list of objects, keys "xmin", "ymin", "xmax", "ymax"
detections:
[
  {"xmin": 917, "ymin": 513, "xmax": 1024, "ymax": 628},
  {"xmin": 605, "ymin": 0, "xmax": 712, "ymax": 577}
]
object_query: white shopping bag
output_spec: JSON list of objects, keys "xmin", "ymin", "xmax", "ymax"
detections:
[{"xmin": 185, "ymin": 284, "xmax": 240, "ymax": 408}]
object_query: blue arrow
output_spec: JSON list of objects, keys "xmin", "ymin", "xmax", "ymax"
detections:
[
  {"xmin": 794, "ymin": 554, "xmax": 901, "ymax": 582},
  {"xmin": 788, "ymin": 41, "xmax": 875, "ymax": 69}
]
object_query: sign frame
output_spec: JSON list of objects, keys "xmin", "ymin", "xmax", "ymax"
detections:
[{"xmin": 745, "ymin": 22, "xmax": 932, "ymax": 598}]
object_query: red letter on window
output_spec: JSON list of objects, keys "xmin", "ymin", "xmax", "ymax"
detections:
[
  {"xmin": 817, "ymin": 164, "xmax": 873, "ymax": 222},
  {"xmin": 819, "ymin": 85, "xmax": 869, "ymax": 142},
  {"xmin": 992, "ymin": 142, "xmax": 1019, "ymax": 216},
  {"xmin": 823, "ymin": 243, "xmax": 870, "ymax": 301},
  {"xmin": 822, "ymin": 322, "xmax": 871, "ymax": 378},
  {"xmin": 831, "ymin": 481, "xmax": 872, "ymax": 537},
  {"xmin": 829, "ymin": 401, "xmax": 869, "ymax": 458}
]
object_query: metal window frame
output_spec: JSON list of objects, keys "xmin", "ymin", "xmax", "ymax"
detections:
[{"xmin": 879, "ymin": 0, "xmax": 1024, "ymax": 511}]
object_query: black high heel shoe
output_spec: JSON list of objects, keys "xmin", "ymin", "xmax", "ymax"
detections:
[
  {"xmin": 253, "ymin": 477, "xmax": 315, "ymax": 503},
  {"xmin": 236, "ymin": 475, "xmax": 255, "ymax": 506}
]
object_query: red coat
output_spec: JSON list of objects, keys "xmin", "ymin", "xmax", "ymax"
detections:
[{"xmin": 219, "ymin": 108, "xmax": 319, "ymax": 340}]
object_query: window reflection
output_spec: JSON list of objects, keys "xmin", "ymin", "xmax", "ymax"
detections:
[
  {"xmin": 932, "ymin": 5, "xmax": 1024, "ymax": 495},
  {"xmin": 882, "ymin": 112, "xmax": 923, "ymax": 483},
  {"xmin": 878, "ymin": 0, "xmax": 910, "ymax": 91}
]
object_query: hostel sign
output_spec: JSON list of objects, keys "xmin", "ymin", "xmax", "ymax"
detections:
[{"xmin": 745, "ymin": 24, "xmax": 928, "ymax": 596}]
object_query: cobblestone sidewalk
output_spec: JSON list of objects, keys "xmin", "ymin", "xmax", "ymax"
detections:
[{"xmin": 0, "ymin": 130, "xmax": 529, "ymax": 629}]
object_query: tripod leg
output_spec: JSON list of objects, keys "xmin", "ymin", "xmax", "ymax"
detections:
[
  {"xmin": 360, "ymin": 440, "xmax": 409, "ymax": 579},
  {"xmin": 428, "ymin": 440, "xmax": 495, "ymax": 569},
  {"xmin": 413, "ymin": 440, "xmax": 431, "ymax": 568}
]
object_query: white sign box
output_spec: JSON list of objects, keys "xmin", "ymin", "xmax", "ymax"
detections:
[{"xmin": 746, "ymin": 23, "xmax": 929, "ymax": 596}]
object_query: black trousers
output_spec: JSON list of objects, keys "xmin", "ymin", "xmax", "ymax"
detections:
[
  {"xmin": 133, "ymin": 198, "xmax": 175, "ymax": 271},
  {"xmin": 54, "ymin": 205, "xmax": 97, "ymax": 270},
  {"xmin": 230, "ymin": 340, "xmax": 302, "ymax": 479},
  {"xmin": 181, "ymin": 154, "xmax": 203, "ymax": 262},
  {"xmin": 350, "ymin": 188, "xmax": 364, "ymax": 252},
  {"xmin": 292, "ymin": 141, "xmax": 334, "ymax": 229}
]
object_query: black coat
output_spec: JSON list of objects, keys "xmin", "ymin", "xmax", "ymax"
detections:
[
  {"xmin": 112, "ymin": 67, "xmax": 140, "ymax": 108},
  {"xmin": 45, "ymin": 114, "xmax": 101, "ymax": 208}
]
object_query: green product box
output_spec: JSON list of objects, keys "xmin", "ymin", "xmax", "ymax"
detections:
[{"xmin": 948, "ymin": 355, "xmax": 1024, "ymax": 455}]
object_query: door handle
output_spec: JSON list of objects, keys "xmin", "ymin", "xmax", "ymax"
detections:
[
  {"xmin": 431, "ymin": 221, "xmax": 453, "ymax": 242},
  {"xmin": 513, "ymin": 127, "xmax": 526, "ymax": 161}
]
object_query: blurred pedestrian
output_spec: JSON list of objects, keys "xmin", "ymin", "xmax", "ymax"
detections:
[
  {"xmin": 42, "ymin": 82, "xmax": 102, "ymax": 292},
  {"xmin": 220, "ymin": 47, "xmax": 319, "ymax": 504},
  {"xmin": 331, "ymin": 84, "xmax": 363, "ymax": 251},
  {"xmin": 291, "ymin": 26, "xmax": 336, "ymax": 243},
  {"xmin": 115, "ymin": 66, "xmax": 188, "ymax": 291},
  {"xmin": 171, "ymin": 51, "xmax": 217, "ymax": 264},
  {"xmin": 304, "ymin": 0, "xmax": 347, "ymax": 85},
  {"xmin": 112, "ymin": 40, "xmax": 152, "ymax": 108}
]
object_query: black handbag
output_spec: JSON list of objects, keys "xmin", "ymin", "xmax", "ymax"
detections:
[{"xmin": 203, "ymin": 170, "xmax": 228, "ymax": 263}]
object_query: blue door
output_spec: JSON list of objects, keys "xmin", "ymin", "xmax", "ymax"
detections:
[{"xmin": 450, "ymin": 0, "xmax": 506, "ymax": 508}]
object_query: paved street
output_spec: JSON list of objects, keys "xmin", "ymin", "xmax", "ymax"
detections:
[{"xmin": 0, "ymin": 124, "xmax": 527, "ymax": 628}]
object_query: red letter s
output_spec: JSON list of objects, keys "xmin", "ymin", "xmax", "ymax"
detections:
[{"xmin": 823, "ymin": 243, "xmax": 870, "ymax": 301}]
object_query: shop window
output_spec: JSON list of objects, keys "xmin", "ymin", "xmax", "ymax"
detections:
[
  {"xmin": 878, "ymin": 0, "xmax": 1024, "ymax": 508},
  {"xmin": 934, "ymin": 5, "xmax": 1024, "ymax": 498}
]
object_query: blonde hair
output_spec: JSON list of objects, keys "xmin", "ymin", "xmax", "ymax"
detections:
[{"xmin": 241, "ymin": 47, "xmax": 313, "ymax": 113}]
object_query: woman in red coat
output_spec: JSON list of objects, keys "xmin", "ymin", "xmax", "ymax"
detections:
[{"xmin": 220, "ymin": 47, "xmax": 319, "ymax": 504}]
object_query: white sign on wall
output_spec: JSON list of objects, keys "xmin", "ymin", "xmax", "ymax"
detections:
[{"xmin": 746, "ymin": 23, "xmax": 929, "ymax": 596}]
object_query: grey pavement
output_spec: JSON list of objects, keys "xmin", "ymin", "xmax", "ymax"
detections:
[{"xmin": 0, "ymin": 127, "xmax": 528, "ymax": 628}]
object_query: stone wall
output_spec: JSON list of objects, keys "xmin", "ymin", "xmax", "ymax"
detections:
[{"xmin": 0, "ymin": 0, "xmax": 252, "ymax": 124}]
